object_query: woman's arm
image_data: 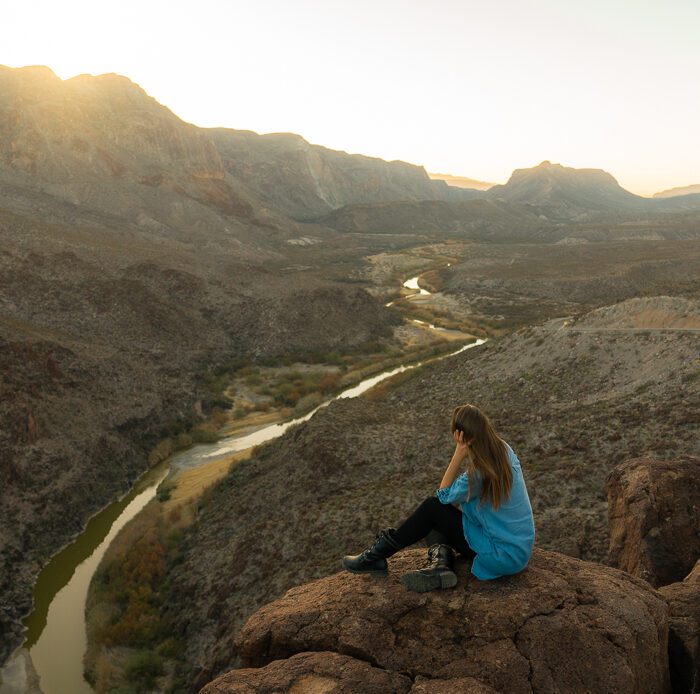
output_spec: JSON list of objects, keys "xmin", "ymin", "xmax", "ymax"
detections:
[{"xmin": 439, "ymin": 430, "xmax": 471, "ymax": 489}]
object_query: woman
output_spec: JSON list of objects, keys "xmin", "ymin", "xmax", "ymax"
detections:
[{"xmin": 342, "ymin": 404, "xmax": 536, "ymax": 591}]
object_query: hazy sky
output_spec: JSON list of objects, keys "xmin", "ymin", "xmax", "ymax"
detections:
[{"xmin": 4, "ymin": 0, "xmax": 699, "ymax": 195}]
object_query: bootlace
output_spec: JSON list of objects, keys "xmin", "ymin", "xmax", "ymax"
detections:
[
  {"xmin": 427, "ymin": 544, "xmax": 440, "ymax": 569},
  {"xmin": 360, "ymin": 530, "xmax": 386, "ymax": 560}
]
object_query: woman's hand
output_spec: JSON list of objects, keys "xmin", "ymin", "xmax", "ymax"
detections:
[
  {"xmin": 440, "ymin": 430, "xmax": 471, "ymax": 490},
  {"xmin": 453, "ymin": 429, "xmax": 471, "ymax": 461}
]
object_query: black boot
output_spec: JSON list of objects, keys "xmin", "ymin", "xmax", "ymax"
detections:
[
  {"xmin": 424, "ymin": 529, "xmax": 450, "ymax": 548},
  {"xmin": 342, "ymin": 527, "xmax": 403, "ymax": 576},
  {"xmin": 400, "ymin": 544, "xmax": 458, "ymax": 592}
]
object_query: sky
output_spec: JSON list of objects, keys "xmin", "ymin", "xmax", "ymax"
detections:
[{"xmin": 3, "ymin": 0, "xmax": 699, "ymax": 195}]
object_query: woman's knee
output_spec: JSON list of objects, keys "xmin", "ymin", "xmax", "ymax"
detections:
[{"xmin": 419, "ymin": 495, "xmax": 442, "ymax": 512}]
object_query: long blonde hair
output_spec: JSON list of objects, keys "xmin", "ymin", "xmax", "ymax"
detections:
[{"xmin": 451, "ymin": 404, "xmax": 512, "ymax": 511}]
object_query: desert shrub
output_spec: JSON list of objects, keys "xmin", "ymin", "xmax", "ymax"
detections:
[
  {"xmin": 201, "ymin": 394, "xmax": 233, "ymax": 412},
  {"xmin": 148, "ymin": 439, "xmax": 174, "ymax": 467},
  {"xmin": 293, "ymin": 392, "xmax": 324, "ymax": 416},
  {"xmin": 273, "ymin": 382, "xmax": 298, "ymax": 405},
  {"xmin": 99, "ymin": 537, "xmax": 167, "ymax": 648},
  {"xmin": 682, "ymin": 370, "xmax": 700, "ymax": 383},
  {"xmin": 191, "ymin": 424, "xmax": 219, "ymax": 443},
  {"xmin": 210, "ymin": 408, "xmax": 229, "ymax": 427},
  {"xmin": 166, "ymin": 528, "xmax": 185, "ymax": 549},
  {"xmin": 157, "ymin": 637, "xmax": 185, "ymax": 658},
  {"xmin": 245, "ymin": 373, "xmax": 262, "ymax": 386},
  {"xmin": 318, "ymin": 371, "xmax": 341, "ymax": 394},
  {"xmin": 125, "ymin": 650, "xmax": 164, "ymax": 689},
  {"xmin": 162, "ymin": 419, "xmax": 188, "ymax": 436},
  {"xmin": 174, "ymin": 433, "xmax": 192, "ymax": 450},
  {"xmin": 323, "ymin": 351, "xmax": 342, "ymax": 364}
]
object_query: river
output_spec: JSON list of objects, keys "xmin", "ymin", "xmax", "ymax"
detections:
[{"xmin": 0, "ymin": 272, "xmax": 482, "ymax": 694}]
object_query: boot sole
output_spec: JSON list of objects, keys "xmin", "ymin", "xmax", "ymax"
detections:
[
  {"xmin": 400, "ymin": 570, "xmax": 458, "ymax": 592},
  {"xmin": 342, "ymin": 560, "xmax": 388, "ymax": 577}
]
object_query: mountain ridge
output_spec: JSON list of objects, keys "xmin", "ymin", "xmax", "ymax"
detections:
[
  {"xmin": 654, "ymin": 183, "xmax": 700, "ymax": 198},
  {"xmin": 3, "ymin": 65, "xmax": 699, "ymax": 230}
]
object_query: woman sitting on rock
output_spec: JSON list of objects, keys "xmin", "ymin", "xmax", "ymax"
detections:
[{"xmin": 342, "ymin": 403, "xmax": 536, "ymax": 591}]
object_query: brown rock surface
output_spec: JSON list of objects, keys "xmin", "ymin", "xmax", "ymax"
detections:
[
  {"xmin": 410, "ymin": 676, "xmax": 498, "ymax": 693},
  {"xmin": 658, "ymin": 559, "xmax": 700, "ymax": 694},
  {"xmin": 200, "ymin": 654, "xmax": 498, "ymax": 694},
  {"xmin": 226, "ymin": 548, "xmax": 670, "ymax": 694},
  {"xmin": 199, "ymin": 651, "xmax": 412, "ymax": 693},
  {"xmin": 606, "ymin": 456, "xmax": 700, "ymax": 587}
]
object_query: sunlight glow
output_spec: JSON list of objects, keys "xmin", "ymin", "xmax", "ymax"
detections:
[{"xmin": 3, "ymin": 0, "xmax": 699, "ymax": 195}]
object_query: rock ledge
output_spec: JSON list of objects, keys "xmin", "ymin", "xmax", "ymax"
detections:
[{"xmin": 203, "ymin": 548, "xmax": 671, "ymax": 693}]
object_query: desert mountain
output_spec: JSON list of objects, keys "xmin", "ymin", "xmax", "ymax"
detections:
[
  {"xmin": 654, "ymin": 183, "xmax": 700, "ymax": 198},
  {"xmin": 2, "ymin": 65, "xmax": 698, "ymax": 241},
  {"xmin": 428, "ymin": 171, "xmax": 496, "ymax": 191},
  {"xmin": 485, "ymin": 160, "xmax": 649, "ymax": 218},
  {"xmin": 0, "ymin": 64, "xmax": 266, "ymax": 248},
  {"xmin": 0, "ymin": 64, "xmax": 473, "ymax": 237},
  {"xmin": 486, "ymin": 161, "xmax": 700, "ymax": 221},
  {"xmin": 318, "ymin": 161, "xmax": 700, "ymax": 234},
  {"xmin": 207, "ymin": 129, "xmax": 475, "ymax": 221}
]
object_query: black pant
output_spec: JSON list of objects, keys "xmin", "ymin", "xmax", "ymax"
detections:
[{"xmin": 393, "ymin": 496, "xmax": 476, "ymax": 559}]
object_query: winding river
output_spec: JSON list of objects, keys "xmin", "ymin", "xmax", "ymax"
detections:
[{"xmin": 0, "ymin": 272, "xmax": 482, "ymax": 694}]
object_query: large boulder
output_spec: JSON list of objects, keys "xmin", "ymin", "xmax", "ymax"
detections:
[
  {"xmin": 606, "ymin": 456, "xmax": 700, "ymax": 587},
  {"xmin": 204, "ymin": 548, "xmax": 671, "ymax": 693},
  {"xmin": 658, "ymin": 559, "xmax": 700, "ymax": 694}
]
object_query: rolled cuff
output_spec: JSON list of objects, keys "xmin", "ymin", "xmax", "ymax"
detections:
[{"xmin": 435, "ymin": 487, "xmax": 452, "ymax": 505}]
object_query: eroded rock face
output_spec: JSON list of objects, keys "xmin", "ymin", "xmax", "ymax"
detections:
[
  {"xmin": 217, "ymin": 548, "xmax": 670, "ymax": 694},
  {"xmin": 606, "ymin": 456, "xmax": 700, "ymax": 587},
  {"xmin": 658, "ymin": 559, "xmax": 700, "ymax": 694}
]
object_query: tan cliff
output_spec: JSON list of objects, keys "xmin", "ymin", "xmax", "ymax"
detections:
[{"xmin": 0, "ymin": 64, "xmax": 473, "ymax": 233}]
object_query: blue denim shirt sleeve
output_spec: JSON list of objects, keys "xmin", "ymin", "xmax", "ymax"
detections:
[{"xmin": 436, "ymin": 472, "xmax": 470, "ymax": 505}]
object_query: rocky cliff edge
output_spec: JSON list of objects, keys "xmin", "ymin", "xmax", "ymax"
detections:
[{"xmin": 202, "ymin": 548, "xmax": 671, "ymax": 693}]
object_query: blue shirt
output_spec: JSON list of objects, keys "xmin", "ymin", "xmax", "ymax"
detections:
[{"xmin": 436, "ymin": 441, "xmax": 536, "ymax": 580}]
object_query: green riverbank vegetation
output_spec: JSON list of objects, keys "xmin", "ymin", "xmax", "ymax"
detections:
[
  {"xmin": 201, "ymin": 335, "xmax": 474, "ymax": 436},
  {"xmin": 83, "ymin": 500, "xmax": 182, "ymax": 692},
  {"xmin": 84, "ymin": 448, "xmax": 249, "ymax": 693},
  {"xmin": 82, "ymin": 324, "xmax": 477, "ymax": 691}
]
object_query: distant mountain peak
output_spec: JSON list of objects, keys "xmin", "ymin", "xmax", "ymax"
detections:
[
  {"xmin": 653, "ymin": 183, "xmax": 700, "ymax": 199},
  {"xmin": 487, "ymin": 161, "xmax": 643, "ymax": 218},
  {"xmin": 428, "ymin": 172, "xmax": 495, "ymax": 191}
]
